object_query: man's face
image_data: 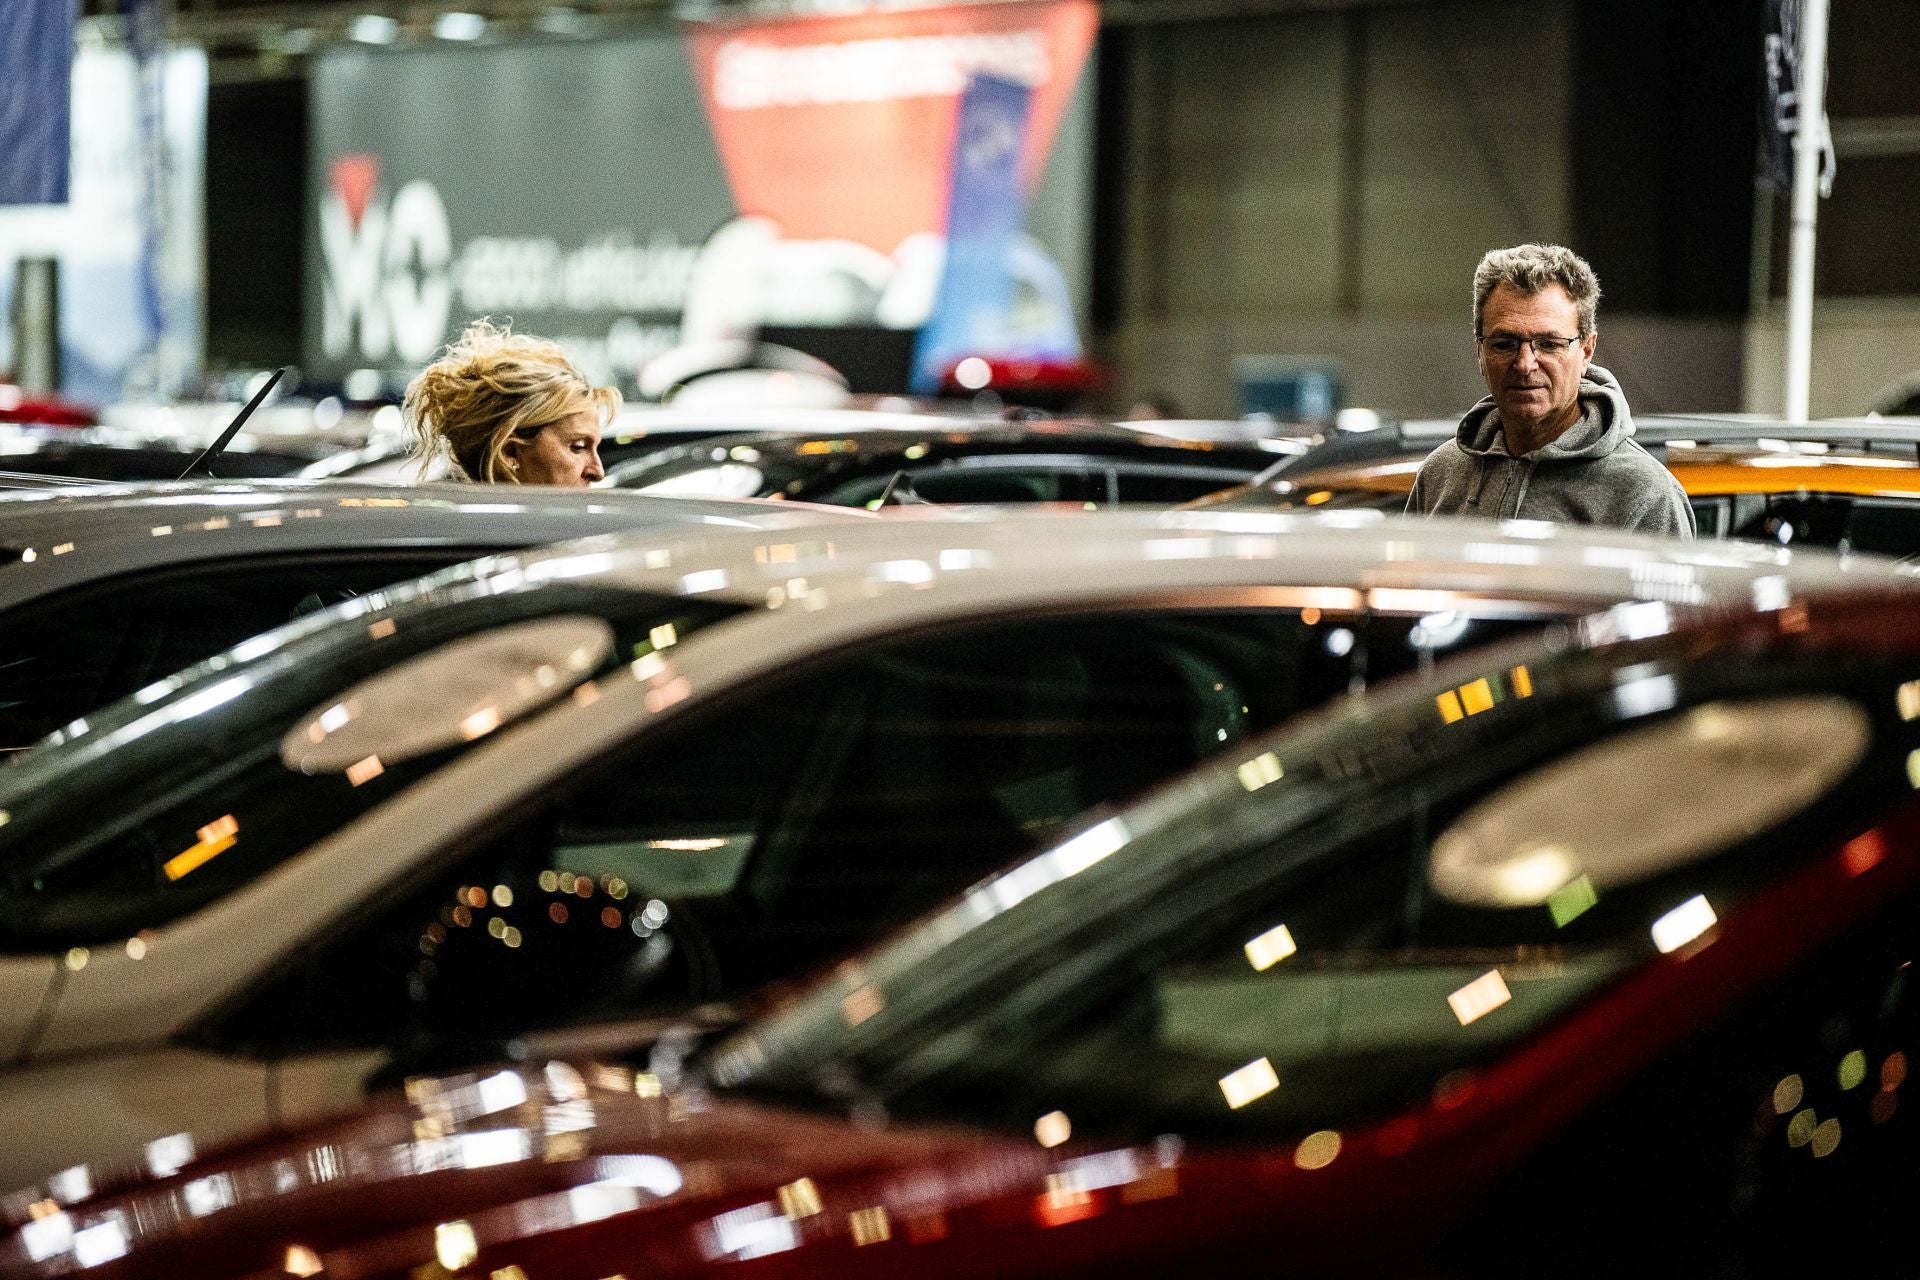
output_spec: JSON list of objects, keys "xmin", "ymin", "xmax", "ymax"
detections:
[{"xmin": 1476, "ymin": 282, "xmax": 1597, "ymax": 440}]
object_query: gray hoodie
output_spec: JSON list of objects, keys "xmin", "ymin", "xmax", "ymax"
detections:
[{"xmin": 1405, "ymin": 365, "xmax": 1695, "ymax": 537}]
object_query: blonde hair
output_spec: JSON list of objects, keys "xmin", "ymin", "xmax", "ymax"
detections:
[{"xmin": 402, "ymin": 319, "xmax": 621, "ymax": 482}]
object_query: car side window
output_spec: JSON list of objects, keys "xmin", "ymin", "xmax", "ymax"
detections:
[
  {"xmin": 1843, "ymin": 497, "xmax": 1920, "ymax": 558},
  {"xmin": 0, "ymin": 555, "xmax": 461, "ymax": 751},
  {"xmin": 1689, "ymin": 494, "xmax": 1731, "ymax": 538},
  {"xmin": 1111, "ymin": 466, "xmax": 1261, "ymax": 505},
  {"xmin": 853, "ymin": 676, "xmax": 1915, "ymax": 1150},
  {"xmin": 833, "ymin": 464, "xmax": 1111, "ymax": 507},
  {"xmin": 1448, "ymin": 878, "xmax": 1920, "ymax": 1279},
  {"xmin": 1733, "ymin": 494, "xmax": 1852, "ymax": 549},
  {"xmin": 200, "ymin": 606, "xmax": 1540, "ymax": 1058}
]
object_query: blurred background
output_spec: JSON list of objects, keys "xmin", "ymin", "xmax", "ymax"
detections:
[{"xmin": 2, "ymin": 0, "xmax": 1915, "ymax": 427}]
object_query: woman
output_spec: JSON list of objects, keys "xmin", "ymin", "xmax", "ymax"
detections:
[{"xmin": 403, "ymin": 319, "xmax": 618, "ymax": 486}]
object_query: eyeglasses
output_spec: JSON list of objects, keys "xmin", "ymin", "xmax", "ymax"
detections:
[{"xmin": 1479, "ymin": 333, "xmax": 1582, "ymax": 359}]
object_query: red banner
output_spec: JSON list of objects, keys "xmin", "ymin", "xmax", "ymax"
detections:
[{"xmin": 683, "ymin": 0, "xmax": 1097, "ymax": 255}]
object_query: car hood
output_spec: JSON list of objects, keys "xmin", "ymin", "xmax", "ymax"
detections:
[{"xmin": 0, "ymin": 1062, "xmax": 1051, "ymax": 1280}]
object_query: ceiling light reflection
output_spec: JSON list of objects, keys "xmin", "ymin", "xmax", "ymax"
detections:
[
  {"xmin": 1219, "ymin": 1057, "xmax": 1279, "ymax": 1109},
  {"xmin": 72, "ymin": 1216, "xmax": 129, "ymax": 1268},
  {"xmin": 1447, "ymin": 970, "xmax": 1512, "ymax": 1026},
  {"xmin": 978, "ymin": 818, "xmax": 1130, "ymax": 915},
  {"xmin": 1651, "ymin": 895, "xmax": 1717, "ymax": 954},
  {"xmin": 283, "ymin": 1244, "xmax": 324, "ymax": 1276},
  {"xmin": 850, "ymin": 1205, "xmax": 891, "ymax": 1245},
  {"xmin": 435, "ymin": 1221, "xmax": 478, "ymax": 1271},
  {"xmin": 146, "ymin": 1132, "xmax": 195, "ymax": 1178},
  {"xmin": 706, "ymin": 1202, "xmax": 798, "ymax": 1261},
  {"xmin": 1243, "ymin": 923, "xmax": 1296, "ymax": 971},
  {"xmin": 594, "ymin": 1154, "xmax": 683, "ymax": 1195},
  {"xmin": 1236, "ymin": 752, "xmax": 1283, "ymax": 792},
  {"xmin": 1034, "ymin": 1111, "xmax": 1071, "ymax": 1148},
  {"xmin": 20, "ymin": 1212, "xmax": 73, "ymax": 1262},
  {"xmin": 1293, "ymin": 1130, "xmax": 1342, "ymax": 1170}
]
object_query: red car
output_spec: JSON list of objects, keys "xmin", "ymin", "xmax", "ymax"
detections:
[{"xmin": 7, "ymin": 586, "xmax": 1920, "ymax": 1279}]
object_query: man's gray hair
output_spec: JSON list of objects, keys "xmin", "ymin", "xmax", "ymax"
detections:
[{"xmin": 1473, "ymin": 243, "xmax": 1601, "ymax": 336}]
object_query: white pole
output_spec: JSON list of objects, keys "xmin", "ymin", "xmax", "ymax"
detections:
[{"xmin": 1783, "ymin": 0, "xmax": 1830, "ymax": 423}]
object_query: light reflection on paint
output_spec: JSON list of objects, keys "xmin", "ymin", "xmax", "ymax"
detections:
[
  {"xmin": 72, "ymin": 1216, "xmax": 130, "ymax": 1268},
  {"xmin": 435, "ymin": 1221, "xmax": 478, "ymax": 1271},
  {"xmin": 146, "ymin": 1132, "xmax": 195, "ymax": 1178},
  {"xmin": 1236, "ymin": 752, "xmax": 1283, "ymax": 792},
  {"xmin": 850, "ymin": 1206, "xmax": 891, "ymax": 1245},
  {"xmin": 283, "ymin": 1245, "xmax": 324, "ymax": 1276},
  {"xmin": 1490, "ymin": 845, "xmax": 1577, "ymax": 907},
  {"xmin": 777, "ymin": 1177, "xmax": 823, "ymax": 1220},
  {"xmin": 1056, "ymin": 1148, "xmax": 1140, "ymax": 1193},
  {"xmin": 975, "ymin": 818, "xmax": 1131, "ymax": 915},
  {"xmin": 1898, "ymin": 679, "xmax": 1920, "ymax": 722},
  {"xmin": 1294, "ymin": 1130, "xmax": 1342, "ymax": 1170},
  {"xmin": 183, "ymin": 1172, "xmax": 235, "ymax": 1218},
  {"xmin": 20, "ymin": 1212, "xmax": 73, "ymax": 1262},
  {"xmin": 1547, "ymin": 874, "xmax": 1598, "ymax": 927},
  {"xmin": 594, "ymin": 1155, "xmax": 684, "ymax": 1195},
  {"xmin": 1243, "ymin": 923, "xmax": 1296, "ymax": 971},
  {"xmin": 706, "ymin": 1202, "xmax": 799, "ymax": 1261},
  {"xmin": 1219, "ymin": 1058, "xmax": 1279, "ymax": 1109},
  {"xmin": 1651, "ymin": 895, "xmax": 1716, "ymax": 954},
  {"xmin": 1448, "ymin": 970, "xmax": 1512, "ymax": 1026},
  {"xmin": 1613, "ymin": 671, "xmax": 1679, "ymax": 718}
]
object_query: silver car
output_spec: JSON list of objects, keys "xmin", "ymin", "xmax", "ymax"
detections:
[{"xmin": 0, "ymin": 479, "xmax": 866, "ymax": 751}]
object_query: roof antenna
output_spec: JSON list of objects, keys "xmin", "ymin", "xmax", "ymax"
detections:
[{"xmin": 176, "ymin": 367, "xmax": 287, "ymax": 480}]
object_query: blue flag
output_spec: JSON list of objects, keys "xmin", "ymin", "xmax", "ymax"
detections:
[
  {"xmin": 0, "ymin": 0, "xmax": 76, "ymax": 205},
  {"xmin": 127, "ymin": 0, "xmax": 168, "ymax": 346},
  {"xmin": 911, "ymin": 74, "xmax": 1033, "ymax": 395}
]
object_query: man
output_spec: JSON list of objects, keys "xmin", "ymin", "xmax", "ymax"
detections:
[{"xmin": 1407, "ymin": 244, "xmax": 1694, "ymax": 536}]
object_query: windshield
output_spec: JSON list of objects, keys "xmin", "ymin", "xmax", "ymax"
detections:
[
  {"xmin": 0, "ymin": 558, "xmax": 742, "ymax": 950},
  {"xmin": 708, "ymin": 623, "xmax": 1920, "ymax": 1146}
]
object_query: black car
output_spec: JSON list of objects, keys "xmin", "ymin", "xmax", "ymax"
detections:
[{"xmin": 603, "ymin": 421, "xmax": 1289, "ymax": 507}]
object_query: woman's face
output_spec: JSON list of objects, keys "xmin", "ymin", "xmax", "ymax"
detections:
[{"xmin": 503, "ymin": 408, "xmax": 604, "ymax": 486}]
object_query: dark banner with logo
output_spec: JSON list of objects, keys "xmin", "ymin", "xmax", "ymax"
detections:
[
  {"xmin": 1759, "ymin": 0, "xmax": 1833, "ymax": 197},
  {"xmin": 306, "ymin": 2, "xmax": 1094, "ymax": 393}
]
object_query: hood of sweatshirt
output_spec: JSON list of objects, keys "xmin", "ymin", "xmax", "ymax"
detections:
[{"xmin": 1455, "ymin": 364, "xmax": 1633, "ymax": 462}]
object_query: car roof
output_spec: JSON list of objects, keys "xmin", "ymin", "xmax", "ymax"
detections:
[
  {"xmin": 1275, "ymin": 443, "xmax": 1920, "ymax": 500},
  {"xmin": 1263, "ymin": 413, "xmax": 1920, "ymax": 484},
  {"xmin": 19, "ymin": 508, "xmax": 1901, "ymax": 810},
  {"xmin": 603, "ymin": 421, "xmax": 1293, "ymax": 494},
  {"xmin": 0, "ymin": 479, "xmax": 872, "ymax": 608},
  {"xmin": 294, "ymin": 406, "xmax": 1016, "ymax": 483},
  {"xmin": 477, "ymin": 506, "xmax": 1911, "ymax": 614}
]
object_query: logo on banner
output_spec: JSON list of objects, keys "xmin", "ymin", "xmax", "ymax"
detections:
[{"xmin": 320, "ymin": 153, "xmax": 453, "ymax": 362}]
